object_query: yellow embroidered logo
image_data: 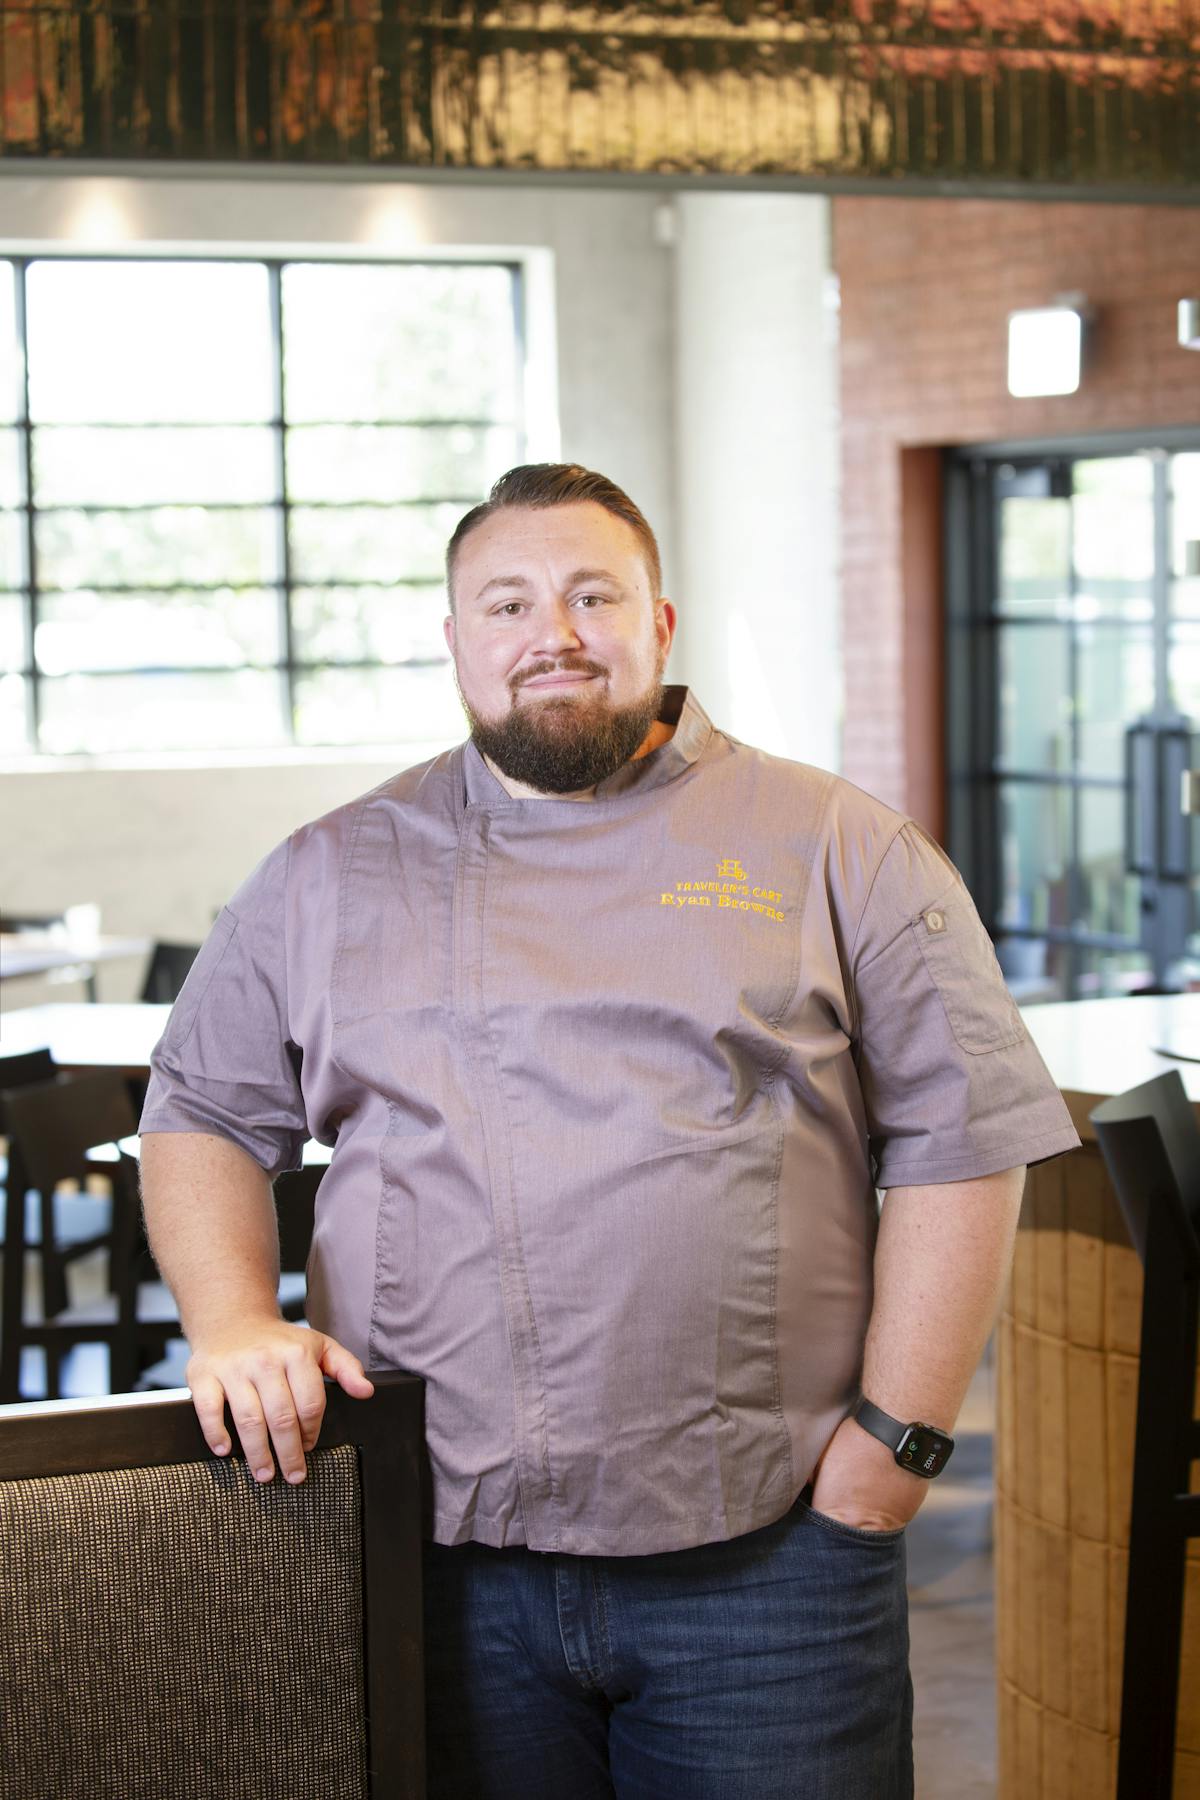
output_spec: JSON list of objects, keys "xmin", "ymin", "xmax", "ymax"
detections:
[{"xmin": 657, "ymin": 858, "xmax": 785, "ymax": 923}]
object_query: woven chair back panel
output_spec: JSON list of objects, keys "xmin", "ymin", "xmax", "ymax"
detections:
[{"xmin": 0, "ymin": 1445, "xmax": 367, "ymax": 1800}]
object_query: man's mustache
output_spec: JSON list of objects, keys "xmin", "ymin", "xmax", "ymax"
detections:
[{"xmin": 511, "ymin": 658, "xmax": 610, "ymax": 693}]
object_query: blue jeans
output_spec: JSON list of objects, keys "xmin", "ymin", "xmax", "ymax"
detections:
[{"xmin": 421, "ymin": 1492, "xmax": 913, "ymax": 1799}]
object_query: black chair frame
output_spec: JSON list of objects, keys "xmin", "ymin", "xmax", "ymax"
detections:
[
  {"xmin": 0, "ymin": 1070, "xmax": 170, "ymax": 1401},
  {"xmin": 1091, "ymin": 1067, "xmax": 1200, "ymax": 1800},
  {"xmin": 0, "ymin": 1373, "xmax": 427, "ymax": 1799},
  {"xmin": 139, "ymin": 940, "xmax": 201, "ymax": 1005},
  {"xmin": 1, "ymin": 1049, "xmax": 119, "ymax": 1321}
]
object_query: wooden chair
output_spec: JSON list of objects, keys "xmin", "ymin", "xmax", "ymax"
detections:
[
  {"xmin": 1091, "ymin": 1068, "xmax": 1200, "ymax": 1800},
  {"xmin": 0, "ymin": 1048, "xmax": 57, "ymax": 1219},
  {"xmin": 0, "ymin": 1047, "xmax": 56, "ymax": 1093},
  {"xmin": 0, "ymin": 1070, "xmax": 178, "ymax": 1402},
  {"xmin": 0, "ymin": 1048, "xmax": 116, "ymax": 1323},
  {"xmin": 0, "ymin": 1374, "xmax": 426, "ymax": 1800}
]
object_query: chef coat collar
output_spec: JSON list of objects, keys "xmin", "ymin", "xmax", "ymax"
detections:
[{"xmin": 459, "ymin": 685, "xmax": 714, "ymax": 809}]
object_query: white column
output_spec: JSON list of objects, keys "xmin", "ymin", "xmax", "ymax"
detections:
[{"xmin": 670, "ymin": 192, "xmax": 840, "ymax": 772}]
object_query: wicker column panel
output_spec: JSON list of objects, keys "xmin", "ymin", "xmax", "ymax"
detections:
[{"xmin": 996, "ymin": 1145, "xmax": 1200, "ymax": 1800}]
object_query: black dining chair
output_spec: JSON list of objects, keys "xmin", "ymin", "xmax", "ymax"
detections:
[
  {"xmin": 0, "ymin": 1049, "xmax": 57, "ymax": 1199},
  {"xmin": 0, "ymin": 1048, "xmax": 114, "ymax": 1327},
  {"xmin": 139, "ymin": 940, "xmax": 202, "ymax": 1004},
  {"xmin": 0, "ymin": 1373, "xmax": 427, "ymax": 1800},
  {"xmin": 0, "ymin": 1070, "xmax": 178, "ymax": 1402},
  {"xmin": 0, "ymin": 1050, "xmax": 56, "ymax": 1092},
  {"xmin": 1091, "ymin": 1068, "xmax": 1200, "ymax": 1800}
]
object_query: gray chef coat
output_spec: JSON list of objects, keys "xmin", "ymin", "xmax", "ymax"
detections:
[{"xmin": 141, "ymin": 686, "xmax": 1080, "ymax": 1555}]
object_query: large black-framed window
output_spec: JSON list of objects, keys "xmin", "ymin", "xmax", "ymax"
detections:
[
  {"xmin": 0, "ymin": 254, "xmax": 525, "ymax": 756},
  {"xmin": 946, "ymin": 432, "xmax": 1200, "ymax": 1003}
]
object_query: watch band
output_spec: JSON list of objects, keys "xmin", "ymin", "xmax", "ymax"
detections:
[
  {"xmin": 853, "ymin": 1396, "xmax": 956, "ymax": 1478},
  {"xmin": 854, "ymin": 1397, "xmax": 911, "ymax": 1452}
]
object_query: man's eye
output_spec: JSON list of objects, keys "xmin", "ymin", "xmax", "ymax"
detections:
[
  {"xmin": 576, "ymin": 593, "xmax": 608, "ymax": 608},
  {"xmin": 495, "ymin": 602, "xmax": 524, "ymax": 617}
]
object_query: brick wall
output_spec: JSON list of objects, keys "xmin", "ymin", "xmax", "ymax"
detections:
[{"xmin": 833, "ymin": 196, "xmax": 1200, "ymax": 824}]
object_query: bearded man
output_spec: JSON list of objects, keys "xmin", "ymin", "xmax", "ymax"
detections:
[{"xmin": 140, "ymin": 462, "xmax": 1079, "ymax": 1800}]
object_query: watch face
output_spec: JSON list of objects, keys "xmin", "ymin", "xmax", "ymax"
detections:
[{"xmin": 897, "ymin": 1425, "xmax": 953, "ymax": 1479}]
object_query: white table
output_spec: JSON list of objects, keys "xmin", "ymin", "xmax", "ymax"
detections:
[
  {"xmin": 0, "ymin": 1003, "xmax": 170, "ymax": 1077},
  {"xmin": 1, "ymin": 933, "xmax": 152, "ymax": 1003},
  {"xmin": 1022, "ymin": 991, "xmax": 1200, "ymax": 1135}
]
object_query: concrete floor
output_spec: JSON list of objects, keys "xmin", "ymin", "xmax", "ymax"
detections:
[{"xmin": 17, "ymin": 1244, "xmax": 1002, "ymax": 1800}]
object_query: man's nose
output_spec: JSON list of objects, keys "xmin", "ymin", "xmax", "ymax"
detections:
[{"xmin": 530, "ymin": 601, "xmax": 584, "ymax": 653}]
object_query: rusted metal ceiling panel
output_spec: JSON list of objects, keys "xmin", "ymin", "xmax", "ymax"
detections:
[{"xmin": 0, "ymin": 2, "xmax": 1197, "ymax": 189}]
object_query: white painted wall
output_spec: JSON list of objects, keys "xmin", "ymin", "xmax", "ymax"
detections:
[
  {"xmin": 2, "ymin": 754, "xmax": 406, "ymax": 1003},
  {"xmin": 672, "ymin": 192, "xmax": 840, "ymax": 772},
  {"xmin": 0, "ymin": 174, "xmax": 840, "ymax": 1008}
]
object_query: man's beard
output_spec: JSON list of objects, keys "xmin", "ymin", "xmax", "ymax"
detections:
[{"xmin": 460, "ymin": 656, "xmax": 666, "ymax": 795}]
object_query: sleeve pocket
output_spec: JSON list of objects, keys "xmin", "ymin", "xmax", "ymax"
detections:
[{"xmin": 910, "ymin": 894, "xmax": 1025, "ymax": 1055}]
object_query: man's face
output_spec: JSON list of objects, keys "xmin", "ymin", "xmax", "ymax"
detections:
[{"xmin": 444, "ymin": 501, "xmax": 676, "ymax": 794}]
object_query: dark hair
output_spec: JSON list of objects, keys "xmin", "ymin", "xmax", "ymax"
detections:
[{"xmin": 445, "ymin": 463, "xmax": 662, "ymax": 608}]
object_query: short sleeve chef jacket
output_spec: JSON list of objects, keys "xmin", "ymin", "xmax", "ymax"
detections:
[{"xmin": 141, "ymin": 687, "xmax": 1080, "ymax": 1555}]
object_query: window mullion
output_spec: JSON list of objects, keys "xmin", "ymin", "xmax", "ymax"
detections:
[
  {"xmin": 268, "ymin": 262, "xmax": 295, "ymax": 744},
  {"xmin": 14, "ymin": 254, "xmax": 521, "ymax": 756},
  {"xmin": 14, "ymin": 258, "xmax": 38, "ymax": 751},
  {"xmin": 1153, "ymin": 453, "xmax": 1171, "ymax": 716},
  {"xmin": 510, "ymin": 261, "xmax": 527, "ymax": 461}
]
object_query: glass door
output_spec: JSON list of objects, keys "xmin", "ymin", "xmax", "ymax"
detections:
[{"xmin": 948, "ymin": 444, "xmax": 1200, "ymax": 1002}]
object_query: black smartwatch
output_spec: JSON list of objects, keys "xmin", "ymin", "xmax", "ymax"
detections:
[{"xmin": 853, "ymin": 1397, "xmax": 955, "ymax": 1479}]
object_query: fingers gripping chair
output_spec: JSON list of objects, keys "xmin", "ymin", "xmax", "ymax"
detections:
[{"xmin": 0, "ymin": 1374, "xmax": 426, "ymax": 1800}]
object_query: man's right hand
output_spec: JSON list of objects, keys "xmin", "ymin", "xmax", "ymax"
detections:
[
  {"xmin": 186, "ymin": 1319, "xmax": 375, "ymax": 1485},
  {"xmin": 139, "ymin": 1133, "xmax": 376, "ymax": 1485}
]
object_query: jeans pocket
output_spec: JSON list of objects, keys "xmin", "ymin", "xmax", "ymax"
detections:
[{"xmin": 798, "ymin": 1497, "xmax": 906, "ymax": 1545}]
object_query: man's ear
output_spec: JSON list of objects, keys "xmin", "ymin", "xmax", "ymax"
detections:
[
  {"xmin": 443, "ymin": 613, "xmax": 456, "ymax": 656},
  {"xmin": 655, "ymin": 599, "xmax": 677, "ymax": 657}
]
